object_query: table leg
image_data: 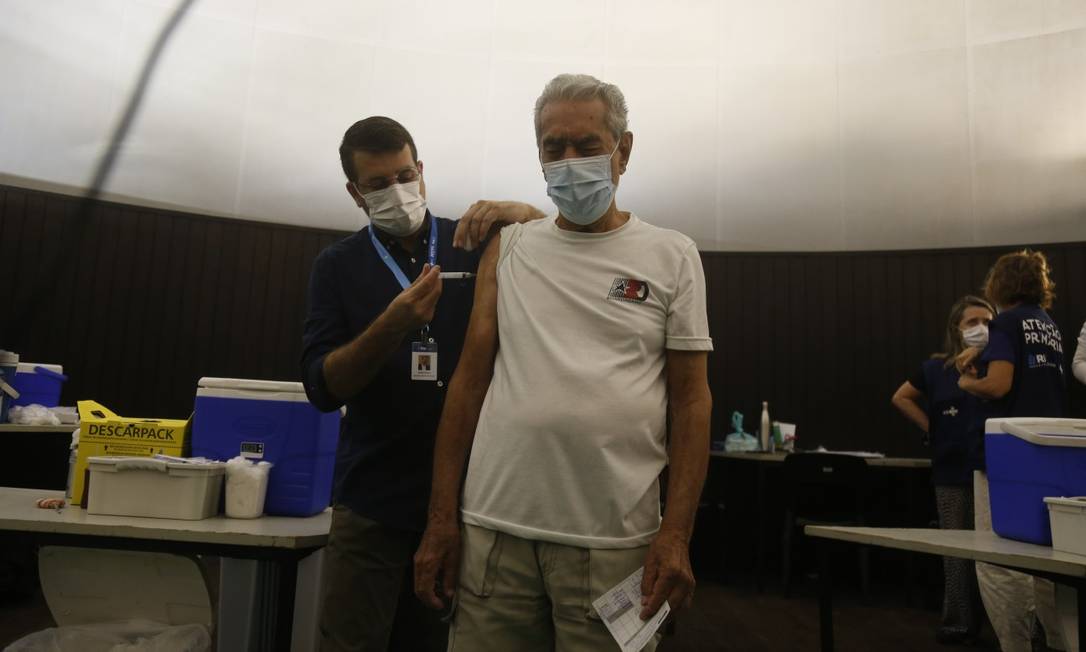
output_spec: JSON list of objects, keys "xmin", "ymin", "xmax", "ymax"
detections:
[
  {"xmin": 818, "ymin": 540, "xmax": 835, "ymax": 652},
  {"xmin": 755, "ymin": 462, "xmax": 766, "ymax": 592},
  {"xmin": 273, "ymin": 556, "xmax": 300, "ymax": 652},
  {"xmin": 1078, "ymin": 580, "xmax": 1084, "ymax": 652}
]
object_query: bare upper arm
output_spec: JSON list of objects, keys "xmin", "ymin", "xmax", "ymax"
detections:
[
  {"xmin": 985, "ymin": 360, "xmax": 1014, "ymax": 398},
  {"xmin": 456, "ymin": 232, "xmax": 501, "ymax": 377},
  {"xmin": 666, "ymin": 350, "xmax": 711, "ymax": 408}
]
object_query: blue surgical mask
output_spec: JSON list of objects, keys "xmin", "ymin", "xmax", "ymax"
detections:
[{"xmin": 541, "ymin": 141, "xmax": 620, "ymax": 225}]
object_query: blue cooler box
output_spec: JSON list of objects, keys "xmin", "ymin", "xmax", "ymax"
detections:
[
  {"xmin": 985, "ymin": 418, "xmax": 1086, "ymax": 545},
  {"xmin": 192, "ymin": 377, "xmax": 340, "ymax": 516},
  {"xmin": 12, "ymin": 363, "xmax": 67, "ymax": 407}
]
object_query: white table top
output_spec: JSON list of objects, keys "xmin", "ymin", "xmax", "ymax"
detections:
[
  {"xmin": 0, "ymin": 424, "xmax": 77, "ymax": 433},
  {"xmin": 805, "ymin": 526, "xmax": 1086, "ymax": 578},
  {"xmin": 710, "ymin": 450, "xmax": 931, "ymax": 468},
  {"xmin": 0, "ymin": 487, "xmax": 330, "ymax": 550}
]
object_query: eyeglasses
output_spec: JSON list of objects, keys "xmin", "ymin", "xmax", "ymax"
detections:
[{"xmin": 356, "ymin": 167, "xmax": 420, "ymax": 194}]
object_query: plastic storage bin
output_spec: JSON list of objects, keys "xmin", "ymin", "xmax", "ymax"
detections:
[
  {"xmin": 1044, "ymin": 496, "xmax": 1086, "ymax": 556},
  {"xmin": 192, "ymin": 378, "xmax": 340, "ymax": 516},
  {"xmin": 11, "ymin": 363, "xmax": 66, "ymax": 407},
  {"xmin": 86, "ymin": 456, "xmax": 225, "ymax": 520},
  {"xmin": 985, "ymin": 418, "xmax": 1086, "ymax": 545}
]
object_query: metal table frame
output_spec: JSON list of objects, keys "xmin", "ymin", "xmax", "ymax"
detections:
[{"xmin": 806, "ymin": 526, "xmax": 1086, "ymax": 652}]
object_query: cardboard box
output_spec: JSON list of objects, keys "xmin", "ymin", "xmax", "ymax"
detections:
[{"xmin": 73, "ymin": 401, "xmax": 191, "ymax": 506}]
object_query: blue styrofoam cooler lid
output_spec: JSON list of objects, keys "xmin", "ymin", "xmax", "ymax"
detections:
[
  {"xmin": 196, "ymin": 377, "xmax": 308, "ymax": 402},
  {"xmin": 985, "ymin": 418, "xmax": 1086, "ymax": 446}
]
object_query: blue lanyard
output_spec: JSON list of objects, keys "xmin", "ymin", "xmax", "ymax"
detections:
[{"xmin": 369, "ymin": 213, "xmax": 438, "ymax": 290}]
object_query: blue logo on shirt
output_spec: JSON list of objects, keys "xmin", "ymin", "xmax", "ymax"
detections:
[{"xmin": 1027, "ymin": 353, "xmax": 1060, "ymax": 370}]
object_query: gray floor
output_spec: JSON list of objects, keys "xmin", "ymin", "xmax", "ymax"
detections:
[
  {"xmin": 658, "ymin": 580, "xmax": 997, "ymax": 651},
  {"xmin": 0, "ymin": 574, "xmax": 997, "ymax": 651}
]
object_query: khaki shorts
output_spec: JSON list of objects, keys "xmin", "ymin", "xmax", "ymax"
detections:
[{"xmin": 449, "ymin": 523, "xmax": 661, "ymax": 652}]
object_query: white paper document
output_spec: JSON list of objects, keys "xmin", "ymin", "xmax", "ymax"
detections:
[{"xmin": 591, "ymin": 567, "xmax": 670, "ymax": 652}]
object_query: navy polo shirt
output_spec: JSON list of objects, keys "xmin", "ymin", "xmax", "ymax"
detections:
[
  {"xmin": 979, "ymin": 303, "xmax": 1066, "ymax": 419},
  {"xmin": 909, "ymin": 359, "xmax": 984, "ymax": 485},
  {"xmin": 301, "ymin": 213, "xmax": 480, "ymax": 531}
]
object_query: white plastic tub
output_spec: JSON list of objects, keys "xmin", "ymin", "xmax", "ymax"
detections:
[
  {"xmin": 225, "ymin": 458, "xmax": 272, "ymax": 519},
  {"xmin": 1045, "ymin": 496, "xmax": 1086, "ymax": 557},
  {"xmin": 86, "ymin": 456, "xmax": 225, "ymax": 520}
]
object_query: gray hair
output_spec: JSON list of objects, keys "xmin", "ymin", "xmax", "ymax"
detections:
[{"xmin": 533, "ymin": 74, "xmax": 629, "ymax": 143}]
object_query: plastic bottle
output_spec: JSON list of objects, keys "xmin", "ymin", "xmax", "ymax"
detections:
[
  {"xmin": 760, "ymin": 401, "xmax": 771, "ymax": 451},
  {"xmin": 64, "ymin": 430, "xmax": 79, "ymax": 499}
]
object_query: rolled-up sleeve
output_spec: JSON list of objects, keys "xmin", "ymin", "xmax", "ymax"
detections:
[
  {"xmin": 666, "ymin": 242, "xmax": 714, "ymax": 351},
  {"xmin": 301, "ymin": 249, "xmax": 347, "ymax": 412},
  {"xmin": 980, "ymin": 315, "xmax": 1016, "ymax": 365}
]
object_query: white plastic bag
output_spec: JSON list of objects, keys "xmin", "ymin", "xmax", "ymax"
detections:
[
  {"xmin": 7, "ymin": 404, "xmax": 60, "ymax": 426},
  {"xmin": 224, "ymin": 456, "xmax": 272, "ymax": 518},
  {"xmin": 5, "ymin": 619, "xmax": 210, "ymax": 652}
]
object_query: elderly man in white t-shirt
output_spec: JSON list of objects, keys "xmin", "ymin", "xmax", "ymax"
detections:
[
  {"xmin": 1074, "ymin": 320, "xmax": 1086, "ymax": 385},
  {"xmin": 414, "ymin": 74, "xmax": 714, "ymax": 651}
]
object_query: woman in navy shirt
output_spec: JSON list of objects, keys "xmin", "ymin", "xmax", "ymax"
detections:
[
  {"xmin": 958, "ymin": 249, "xmax": 1067, "ymax": 652},
  {"xmin": 892, "ymin": 295, "xmax": 993, "ymax": 645}
]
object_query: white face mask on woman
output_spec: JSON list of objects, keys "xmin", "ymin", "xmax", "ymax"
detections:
[
  {"xmin": 359, "ymin": 180, "xmax": 427, "ymax": 237},
  {"xmin": 962, "ymin": 324, "xmax": 989, "ymax": 349}
]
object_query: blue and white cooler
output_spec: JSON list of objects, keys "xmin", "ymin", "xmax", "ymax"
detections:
[
  {"xmin": 192, "ymin": 377, "xmax": 340, "ymax": 516},
  {"xmin": 985, "ymin": 417, "xmax": 1086, "ymax": 545},
  {"xmin": 12, "ymin": 363, "xmax": 67, "ymax": 407}
]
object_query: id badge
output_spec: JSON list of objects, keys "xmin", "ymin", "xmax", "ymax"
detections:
[{"xmin": 411, "ymin": 341, "xmax": 438, "ymax": 381}]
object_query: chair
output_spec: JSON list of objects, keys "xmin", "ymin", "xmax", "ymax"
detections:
[{"xmin": 780, "ymin": 453, "xmax": 870, "ymax": 599}]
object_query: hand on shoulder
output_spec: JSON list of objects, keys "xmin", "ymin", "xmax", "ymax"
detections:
[{"xmin": 454, "ymin": 200, "xmax": 545, "ymax": 251}]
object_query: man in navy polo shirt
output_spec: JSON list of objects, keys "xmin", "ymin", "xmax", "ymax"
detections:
[{"xmin": 301, "ymin": 116, "xmax": 543, "ymax": 652}]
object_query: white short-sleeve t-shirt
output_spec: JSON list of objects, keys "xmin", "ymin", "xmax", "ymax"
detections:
[{"xmin": 460, "ymin": 214, "xmax": 713, "ymax": 549}]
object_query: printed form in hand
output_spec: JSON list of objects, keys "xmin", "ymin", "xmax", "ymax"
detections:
[{"xmin": 591, "ymin": 567, "xmax": 670, "ymax": 652}]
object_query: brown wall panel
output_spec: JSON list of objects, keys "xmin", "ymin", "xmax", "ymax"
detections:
[
  {"xmin": 0, "ymin": 185, "xmax": 346, "ymax": 419},
  {"xmin": 1, "ymin": 185, "xmax": 1084, "ymax": 458},
  {"xmin": 703, "ymin": 247, "xmax": 1086, "ymax": 458}
]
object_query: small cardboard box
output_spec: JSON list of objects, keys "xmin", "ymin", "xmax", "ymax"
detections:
[{"xmin": 73, "ymin": 401, "xmax": 191, "ymax": 506}]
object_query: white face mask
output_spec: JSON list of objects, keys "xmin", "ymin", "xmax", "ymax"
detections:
[
  {"xmin": 541, "ymin": 141, "xmax": 620, "ymax": 226},
  {"xmin": 359, "ymin": 179, "xmax": 427, "ymax": 237},
  {"xmin": 962, "ymin": 324, "xmax": 989, "ymax": 349}
]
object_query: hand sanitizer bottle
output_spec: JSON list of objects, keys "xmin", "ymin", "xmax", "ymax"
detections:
[{"xmin": 760, "ymin": 401, "xmax": 771, "ymax": 451}]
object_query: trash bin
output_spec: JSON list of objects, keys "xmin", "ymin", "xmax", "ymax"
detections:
[{"xmin": 5, "ymin": 546, "xmax": 213, "ymax": 651}]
